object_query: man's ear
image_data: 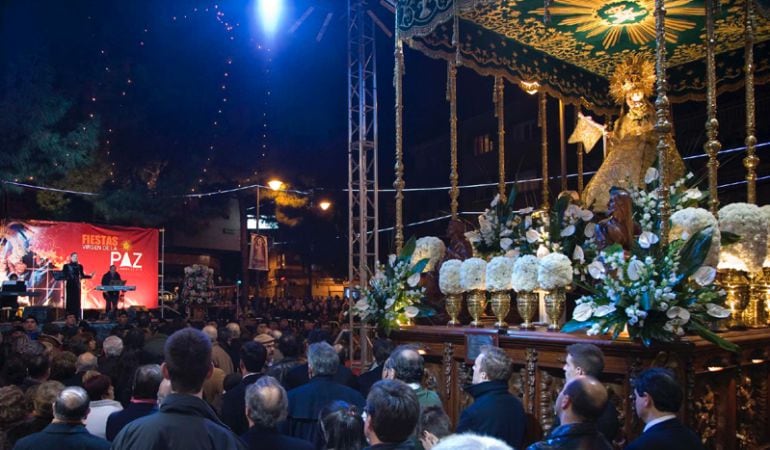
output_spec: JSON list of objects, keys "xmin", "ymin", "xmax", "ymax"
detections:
[{"xmin": 161, "ymin": 362, "xmax": 171, "ymax": 380}]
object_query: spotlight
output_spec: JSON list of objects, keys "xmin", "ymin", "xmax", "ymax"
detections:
[
  {"xmin": 257, "ymin": 0, "xmax": 283, "ymax": 36},
  {"xmin": 267, "ymin": 179, "xmax": 284, "ymax": 191},
  {"xmin": 319, "ymin": 200, "xmax": 332, "ymax": 211}
]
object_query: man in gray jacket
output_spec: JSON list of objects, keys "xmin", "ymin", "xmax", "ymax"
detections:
[{"xmin": 111, "ymin": 328, "xmax": 246, "ymax": 450}]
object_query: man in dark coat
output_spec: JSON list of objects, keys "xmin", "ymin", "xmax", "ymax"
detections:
[
  {"xmin": 241, "ymin": 376, "xmax": 312, "ymax": 450},
  {"xmin": 99, "ymin": 265, "xmax": 122, "ymax": 317},
  {"xmin": 456, "ymin": 346, "xmax": 526, "ymax": 449},
  {"xmin": 62, "ymin": 253, "xmax": 93, "ymax": 319},
  {"xmin": 285, "ymin": 342, "xmax": 365, "ymax": 445},
  {"xmin": 554, "ymin": 343, "xmax": 619, "ymax": 442},
  {"xmin": 111, "ymin": 328, "xmax": 246, "ymax": 450},
  {"xmin": 362, "ymin": 380, "xmax": 420, "ymax": 450},
  {"xmin": 221, "ymin": 341, "xmax": 268, "ymax": 435},
  {"xmin": 626, "ymin": 368, "xmax": 705, "ymax": 450},
  {"xmin": 266, "ymin": 333, "xmax": 304, "ymax": 386},
  {"xmin": 358, "ymin": 338, "xmax": 394, "ymax": 398},
  {"xmin": 105, "ymin": 364, "xmax": 162, "ymax": 441},
  {"xmin": 527, "ymin": 377, "xmax": 613, "ymax": 450},
  {"xmin": 14, "ymin": 386, "xmax": 110, "ymax": 450}
]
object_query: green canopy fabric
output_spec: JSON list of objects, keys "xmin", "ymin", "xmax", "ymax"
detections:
[{"xmin": 397, "ymin": 0, "xmax": 770, "ymax": 113}]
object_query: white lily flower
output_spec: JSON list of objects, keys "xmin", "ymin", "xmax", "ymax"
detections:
[
  {"xmin": 584, "ymin": 223, "xmax": 596, "ymax": 238},
  {"xmin": 587, "ymin": 260, "xmax": 606, "ymax": 279},
  {"xmin": 500, "ymin": 238, "xmax": 513, "ymax": 250},
  {"xmin": 594, "ymin": 304, "xmax": 616, "ymax": 317},
  {"xmin": 638, "ymin": 231, "xmax": 659, "ymax": 249},
  {"xmin": 526, "ymin": 229, "xmax": 540, "ymax": 243},
  {"xmin": 684, "ymin": 189, "xmax": 703, "ymax": 200},
  {"xmin": 666, "ymin": 306, "xmax": 691, "ymax": 324},
  {"xmin": 644, "ymin": 167, "xmax": 659, "ymax": 184},
  {"xmin": 705, "ymin": 303, "xmax": 730, "ymax": 319},
  {"xmin": 505, "ymin": 249, "xmax": 520, "ymax": 259},
  {"xmin": 490, "ymin": 194, "xmax": 500, "ymax": 207},
  {"xmin": 355, "ymin": 299, "xmax": 369, "ymax": 311},
  {"xmin": 388, "ymin": 254, "xmax": 397, "ymax": 266},
  {"xmin": 560, "ymin": 225, "xmax": 576, "ymax": 237},
  {"xmin": 572, "ymin": 302, "xmax": 594, "ymax": 322},
  {"xmin": 384, "ymin": 297, "xmax": 396, "ymax": 309},
  {"xmin": 580, "ymin": 209, "xmax": 594, "ymax": 221},
  {"xmin": 692, "ymin": 266, "xmax": 717, "ymax": 286},
  {"xmin": 536, "ymin": 245, "xmax": 550, "ymax": 258},
  {"xmin": 572, "ymin": 245, "xmax": 585, "ymax": 263},
  {"xmin": 407, "ymin": 272, "xmax": 421, "ymax": 287},
  {"xmin": 404, "ymin": 306, "xmax": 420, "ymax": 318},
  {"xmin": 627, "ymin": 260, "xmax": 645, "ymax": 281}
]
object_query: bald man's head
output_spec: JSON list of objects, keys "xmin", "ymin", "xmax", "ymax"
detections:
[
  {"xmin": 202, "ymin": 326, "xmax": 218, "ymax": 342},
  {"xmin": 76, "ymin": 352, "xmax": 97, "ymax": 373},
  {"xmin": 387, "ymin": 345, "xmax": 424, "ymax": 384},
  {"xmin": 245, "ymin": 376, "xmax": 288, "ymax": 428},
  {"xmin": 53, "ymin": 386, "xmax": 90, "ymax": 422},
  {"xmin": 560, "ymin": 376, "xmax": 608, "ymax": 422}
]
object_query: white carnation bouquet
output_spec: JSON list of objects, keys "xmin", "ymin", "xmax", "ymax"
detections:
[
  {"xmin": 464, "ymin": 189, "xmax": 536, "ymax": 259},
  {"xmin": 411, "ymin": 236, "xmax": 446, "ymax": 272},
  {"xmin": 460, "ymin": 258, "xmax": 487, "ymax": 291},
  {"xmin": 718, "ymin": 203, "xmax": 768, "ymax": 273},
  {"xmin": 439, "ymin": 259, "xmax": 463, "ymax": 295},
  {"xmin": 485, "ymin": 256, "xmax": 514, "ymax": 291},
  {"xmin": 354, "ymin": 237, "xmax": 434, "ymax": 334},
  {"xmin": 537, "ymin": 253, "xmax": 573, "ymax": 290},
  {"xmin": 511, "ymin": 255, "xmax": 539, "ymax": 292},
  {"xmin": 761, "ymin": 205, "xmax": 770, "ymax": 268}
]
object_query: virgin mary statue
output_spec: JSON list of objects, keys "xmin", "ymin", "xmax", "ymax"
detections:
[{"xmin": 582, "ymin": 55, "xmax": 685, "ymax": 212}]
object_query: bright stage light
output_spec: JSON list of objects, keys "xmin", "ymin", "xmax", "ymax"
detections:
[
  {"xmin": 258, "ymin": 0, "xmax": 283, "ymax": 36},
  {"xmin": 267, "ymin": 179, "xmax": 284, "ymax": 191},
  {"xmin": 319, "ymin": 200, "xmax": 331, "ymax": 211}
]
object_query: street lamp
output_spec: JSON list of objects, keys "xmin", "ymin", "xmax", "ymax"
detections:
[
  {"xmin": 267, "ymin": 179, "xmax": 284, "ymax": 191},
  {"xmin": 319, "ymin": 200, "xmax": 332, "ymax": 211}
]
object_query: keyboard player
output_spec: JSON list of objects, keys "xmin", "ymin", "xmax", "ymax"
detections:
[{"xmin": 100, "ymin": 265, "xmax": 122, "ymax": 317}]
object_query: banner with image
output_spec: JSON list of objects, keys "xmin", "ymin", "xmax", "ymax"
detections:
[
  {"xmin": 0, "ymin": 220, "xmax": 159, "ymax": 309},
  {"xmin": 249, "ymin": 233, "xmax": 268, "ymax": 271}
]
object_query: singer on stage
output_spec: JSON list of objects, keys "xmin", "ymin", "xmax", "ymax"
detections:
[
  {"xmin": 101, "ymin": 264, "xmax": 122, "ymax": 316},
  {"xmin": 63, "ymin": 252, "xmax": 93, "ymax": 319}
]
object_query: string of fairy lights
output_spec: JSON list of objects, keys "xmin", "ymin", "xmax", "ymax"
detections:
[{"xmin": 85, "ymin": 3, "xmax": 272, "ymax": 192}]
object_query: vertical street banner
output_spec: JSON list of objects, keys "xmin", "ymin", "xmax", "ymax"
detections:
[
  {"xmin": 0, "ymin": 220, "xmax": 159, "ymax": 309},
  {"xmin": 249, "ymin": 233, "xmax": 268, "ymax": 271}
]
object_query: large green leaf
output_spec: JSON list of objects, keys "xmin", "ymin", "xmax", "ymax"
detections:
[
  {"xmin": 410, "ymin": 258, "xmax": 430, "ymax": 275},
  {"xmin": 561, "ymin": 319, "xmax": 595, "ymax": 333},
  {"xmin": 399, "ymin": 236, "xmax": 417, "ymax": 262},
  {"xmin": 688, "ymin": 320, "xmax": 740, "ymax": 353},
  {"xmin": 678, "ymin": 227, "xmax": 714, "ymax": 278}
]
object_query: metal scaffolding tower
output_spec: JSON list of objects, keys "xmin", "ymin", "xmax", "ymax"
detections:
[
  {"xmin": 348, "ymin": 0, "xmax": 379, "ymax": 368},
  {"xmin": 348, "ymin": 0, "xmax": 379, "ymax": 291}
]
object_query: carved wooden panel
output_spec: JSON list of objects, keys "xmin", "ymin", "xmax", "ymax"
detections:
[{"xmin": 538, "ymin": 369, "xmax": 564, "ymax": 435}]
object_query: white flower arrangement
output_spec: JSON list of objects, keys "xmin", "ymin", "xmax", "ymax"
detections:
[
  {"xmin": 718, "ymin": 203, "xmax": 768, "ymax": 273},
  {"xmin": 761, "ymin": 205, "xmax": 770, "ymax": 268},
  {"xmin": 354, "ymin": 237, "xmax": 433, "ymax": 334},
  {"xmin": 511, "ymin": 255, "xmax": 539, "ymax": 292},
  {"xmin": 411, "ymin": 236, "xmax": 446, "ymax": 272},
  {"xmin": 485, "ymin": 256, "xmax": 514, "ymax": 291},
  {"xmin": 564, "ymin": 175, "xmax": 738, "ymax": 353},
  {"xmin": 537, "ymin": 252, "xmax": 573, "ymax": 290},
  {"xmin": 669, "ymin": 207, "xmax": 721, "ymax": 267},
  {"xmin": 460, "ymin": 258, "xmax": 487, "ymax": 291},
  {"xmin": 439, "ymin": 259, "xmax": 463, "ymax": 295}
]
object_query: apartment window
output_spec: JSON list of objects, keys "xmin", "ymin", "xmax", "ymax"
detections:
[{"xmin": 473, "ymin": 134, "xmax": 494, "ymax": 156}]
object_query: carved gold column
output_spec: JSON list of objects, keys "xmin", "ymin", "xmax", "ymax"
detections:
[
  {"xmin": 704, "ymin": 0, "xmax": 721, "ymax": 215},
  {"xmin": 575, "ymin": 105, "xmax": 584, "ymax": 195},
  {"xmin": 744, "ymin": 0, "xmax": 759, "ymax": 204},
  {"xmin": 539, "ymin": 91, "xmax": 550, "ymax": 209},
  {"xmin": 494, "ymin": 76, "xmax": 506, "ymax": 200},
  {"xmin": 654, "ymin": 0, "xmax": 672, "ymax": 245},
  {"xmin": 394, "ymin": 38, "xmax": 405, "ymax": 251},
  {"xmin": 448, "ymin": 61, "xmax": 459, "ymax": 219},
  {"xmin": 558, "ymin": 99, "xmax": 567, "ymax": 192}
]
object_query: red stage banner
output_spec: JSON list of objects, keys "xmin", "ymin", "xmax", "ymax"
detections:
[{"xmin": 0, "ymin": 220, "xmax": 159, "ymax": 310}]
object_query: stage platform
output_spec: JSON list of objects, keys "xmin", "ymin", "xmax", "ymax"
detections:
[{"xmin": 391, "ymin": 325, "xmax": 770, "ymax": 450}]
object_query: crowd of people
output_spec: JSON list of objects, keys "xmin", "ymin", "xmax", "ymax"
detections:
[{"xmin": 0, "ymin": 308, "xmax": 706, "ymax": 450}]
